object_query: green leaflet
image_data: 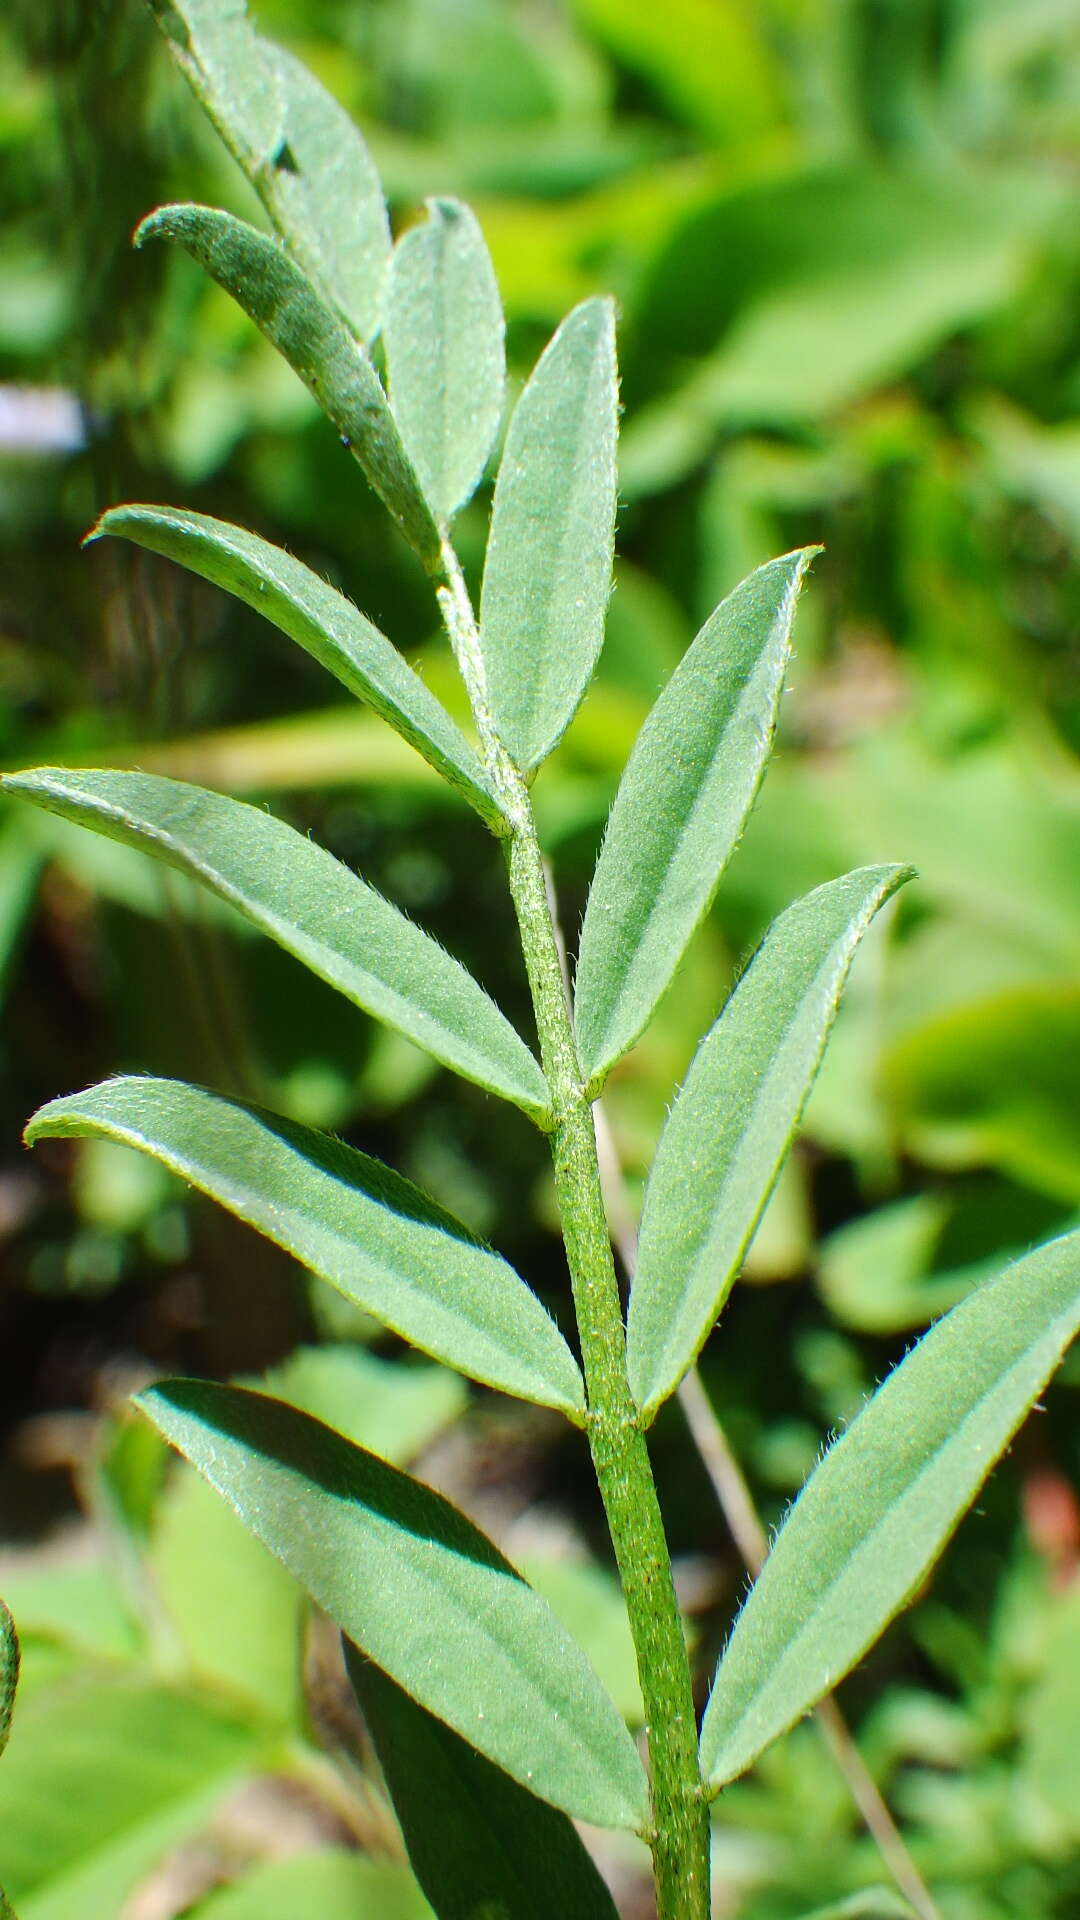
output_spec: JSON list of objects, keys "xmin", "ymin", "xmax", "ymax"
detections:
[
  {"xmin": 479, "ymin": 298, "xmax": 617, "ymax": 772},
  {"xmin": 139, "ymin": 1381, "xmax": 650, "ymax": 1833},
  {"xmin": 90, "ymin": 506, "xmax": 502, "ymax": 830},
  {"xmin": 347, "ymin": 1650, "xmax": 620, "ymax": 1920},
  {"xmin": 699, "ymin": 1226, "xmax": 1080, "ymax": 1794},
  {"xmin": 257, "ymin": 42, "xmax": 390, "ymax": 341},
  {"xmin": 136, "ymin": 206, "xmax": 440, "ymax": 571},
  {"xmin": 384, "ymin": 198, "xmax": 505, "ymax": 525},
  {"xmin": 574, "ymin": 550, "xmax": 816, "ymax": 1084},
  {"xmin": 26, "ymin": 1078, "xmax": 582, "ymax": 1418},
  {"xmin": 627, "ymin": 867, "xmax": 910, "ymax": 1420},
  {"xmin": 147, "ymin": 0, "xmax": 283, "ymax": 178},
  {"xmin": 148, "ymin": 2, "xmax": 390, "ymax": 340},
  {"xmin": 4, "ymin": 769, "xmax": 549, "ymax": 1119}
]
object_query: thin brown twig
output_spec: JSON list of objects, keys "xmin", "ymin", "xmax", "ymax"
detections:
[{"xmin": 590, "ymin": 1097, "xmax": 941, "ymax": 1920}]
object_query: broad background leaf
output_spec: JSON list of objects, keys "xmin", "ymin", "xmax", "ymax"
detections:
[
  {"xmin": 0, "ymin": 1676, "xmax": 256, "ymax": 1920},
  {"xmin": 138, "ymin": 1381, "xmax": 649, "ymax": 1833},
  {"xmin": 479, "ymin": 298, "xmax": 617, "ymax": 771},
  {"xmin": 384, "ymin": 198, "xmax": 505, "ymax": 523},
  {"xmin": 574, "ymin": 550, "xmax": 816, "ymax": 1081},
  {"xmin": 4, "ymin": 770, "xmax": 550, "ymax": 1119},
  {"xmin": 257, "ymin": 1345, "xmax": 467, "ymax": 1462},
  {"xmin": 90, "ymin": 506, "xmax": 501, "ymax": 828},
  {"xmin": 136, "ymin": 205, "xmax": 441, "ymax": 569},
  {"xmin": 151, "ymin": 1466, "xmax": 303, "ymax": 1727},
  {"xmin": 628, "ymin": 866, "xmax": 910, "ymax": 1419},
  {"xmin": 26, "ymin": 1078, "xmax": 581, "ymax": 1415},
  {"xmin": 699, "ymin": 1227, "xmax": 1080, "ymax": 1792},
  {"xmin": 193, "ymin": 1851, "xmax": 430, "ymax": 1919},
  {"xmin": 347, "ymin": 1650, "xmax": 619, "ymax": 1920}
]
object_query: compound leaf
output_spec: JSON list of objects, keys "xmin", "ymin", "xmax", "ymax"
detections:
[
  {"xmin": 26, "ymin": 1078, "xmax": 582, "ymax": 1418},
  {"xmin": 628, "ymin": 867, "xmax": 910, "ymax": 1420},
  {"xmin": 575, "ymin": 550, "xmax": 816, "ymax": 1083},
  {"xmin": 91, "ymin": 505, "xmax": 501, "ymax": 830},
  {"xmin": 4, "ymin": 769, "xmax": 549, "ymax": 1119},
  {"xmin": 136, "ymin": 205, "xmax": 440, "ymax": 571},
  {"xmin": 347, "ymin": 1650, "xmax": 620, "ymax": 1920},
  {"xmin": 139, "ymin": 1381, "xmax": 649, "ymax": 1833},
  {"xmin": 384, "ymin": 198, "xmax": 505, "ymax": 524},
  {"xmin": 479, "ymin": 299, "xmax": 617, "ymax": 771},
  {"xmin": 699, "ymin": 1227, "xmax": 1080, "ymax": 1793}
]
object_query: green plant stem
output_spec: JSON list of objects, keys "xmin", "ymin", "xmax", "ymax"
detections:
[
  {"xmin": 439, "ymin": 543, "xmax": 709, "ymax": 1920},
  {"xmin": 591, "ymin": 1103, "xmax": 942, "ymax": 1920}
]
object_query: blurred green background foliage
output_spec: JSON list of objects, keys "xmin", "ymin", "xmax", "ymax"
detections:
[{"xmin": 0, "ymin": 0, "xmax": 1078, "ymax": 1914}]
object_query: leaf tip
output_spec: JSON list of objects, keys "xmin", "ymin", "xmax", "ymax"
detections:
[
  {"xmin": 871, "ymin": 861, "xmax": 917, "ymax": 908},
  {"xmin": 425, "ymin": 193, "xmax": 468, "ymax": 226},
  {"xmin": 133, "ymin": 201, "xmax": 204, "ymax": 251},
  {"xmin": 1, "ymin": 767, "xmax": 36, "ymax": 799},
  {"xmin": 81, "ymin": 507, "xmax": 120, "ymax": 549},
  {"xmin": 132, "ymin": 207, "xmax": 167, "ymax": 250},
  {"xmin": 132, "ymin": 1376, "xmax": 189, "ymax": 1435}
]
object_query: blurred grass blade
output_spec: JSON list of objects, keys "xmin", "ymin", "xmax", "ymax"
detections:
[
  {"xmin": 91, "ymin": 505, "xmax": 502, "ymax": 830},
  {"xmin": 479, "ymin": 299, "xmax": 617, "ymax": 771},
  {"xmin": 628, "ymin": 867, "xmax": 910, "ymax": 1420},
  {"xmin": 258, "ymin": 42, "xmax": 389, "ymax": 341},
  {"xmin": 26, "ymin": 1077, "xmax": 582, "ymax": 1418},
  {"xmin": 575, "ymin": 551, "xmax": 816, "ymax": 1083},
  {"xmin": 147, "ymin": 0, "xmax": 283, "ymax": 177},
  {"xmin": 139, "ymin": 1381, "xmax": 650, "ymax": 1833},
  {"xmin": 346, "ymin": 1649, "xmax": 620, "ymax": 1919},
  {"xmin": 699, "ymin": 1226, "xmax": 1080, "ymax": 1794},
  {"xmin": 4, "ymin": 769, "xmax": 549, "ymax": 1119},
  {"xmin": 384, "ymin": 198, "xmax": 505, "ymax": 524},
  {"xmin": 136, "ymin": 205, "xmax": 441, "ymax": 571},
  {"xmin": 0, "ymin": 1600, "xmax": 16, "ymax": 1757}
]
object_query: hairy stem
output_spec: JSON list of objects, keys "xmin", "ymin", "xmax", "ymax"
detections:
[
  {"xmin": 593, "ymin": 1102, "xmax": 942, "ymax": 1920},
  {"xmin": 440, "ymin": 547, "xmax": 709, "ymax": 1920}
]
